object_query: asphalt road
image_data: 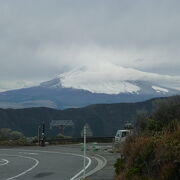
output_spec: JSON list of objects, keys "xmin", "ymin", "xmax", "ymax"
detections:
[{"xmin": 0, "ymin": 144, "xmax": 107, "ymax": 180}]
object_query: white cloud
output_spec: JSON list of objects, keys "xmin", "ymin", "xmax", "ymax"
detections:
[
  {"xmin": 59, "ymin": 62, "xmax": 180, "ymax": 93},
  {"xmin": 0, "ymin": 81, "xmax": 40, "ymax": 92},
  {"xmin": 0, "ymin": 0, "xmax": 180, "ymax": 90}
]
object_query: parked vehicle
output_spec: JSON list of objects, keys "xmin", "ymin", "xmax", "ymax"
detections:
[{"xmin": 114, "ymin": 129, "xmax": 131, "ymax": 143}]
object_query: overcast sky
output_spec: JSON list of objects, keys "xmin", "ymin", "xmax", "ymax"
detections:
[{"xmin": 0, "ymin": 0, "xmax": 180, "ymax": 91}]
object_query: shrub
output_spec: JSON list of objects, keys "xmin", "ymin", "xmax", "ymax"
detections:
[
  {"xmin": 115, "ymin": 101, "xmax": 180, "ymax": 179},
  {"xmin": 114, "ymin": 158, "xmax": 125, "ymax": 175},
  {"xmin": 0, "ymin": 128, "xmax": 33, "ymax": 146},
  {"xmin": 115, "ymin": 125, "xmax": 180, "ymax": 180},
  {"xmin": 0, "ymin": 128, "xmax": 24, "ymax": 140}
]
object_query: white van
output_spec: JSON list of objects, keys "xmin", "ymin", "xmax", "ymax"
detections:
[{"xmin": 114, "ymin": 129, "xmax": 130, "ymax": 143}]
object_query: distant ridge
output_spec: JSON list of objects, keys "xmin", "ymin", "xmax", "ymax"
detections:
[{"xmin": 0, "ymin": 96, "xmax": 180, "ymax": 137}]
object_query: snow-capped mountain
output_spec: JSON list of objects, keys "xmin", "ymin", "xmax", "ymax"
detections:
[
  {"xmin": 41, "ymin": 62, "xmax": 180, "ymax": 95},
  {"xmin": 0, "ymin": 63, "xmax": 179, "ymax": 109}
]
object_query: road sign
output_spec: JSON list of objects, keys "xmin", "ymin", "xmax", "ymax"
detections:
[
  {"xmin": 81, "ymin": 123, "xmax": 93, "ymax": 137},
  {"xmin": 50, "ymin": 120, "xmax": 74, "ymax": 134}
]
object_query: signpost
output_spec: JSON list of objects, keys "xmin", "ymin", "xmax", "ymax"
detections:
[
  {"xmin": 83, "ymin": 125, "xmax": 86, "ymax": 179},
  {"xmin": 50, "ymin": 120, "xmax": 74, "ymax": 135}
]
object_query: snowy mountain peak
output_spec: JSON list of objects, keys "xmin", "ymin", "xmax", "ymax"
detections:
[
  {"xmin": 152, "ymin": 86, "xmax": 169, "ymax": 93},
  {"xmin": 0, "ymin": 63, "xmax": 180, "ymax": 109},
  {"xmin": 40, "ymin": 62, "xmax": 180, "ymax": 95}
]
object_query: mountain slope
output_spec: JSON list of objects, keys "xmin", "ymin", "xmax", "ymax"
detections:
[
  {"xmin": 0, "ymin": 80, "xmax": 179, "ymax": 109},
  {"xmin": 0, "ymin": 64, "xmax": 179, "ymax": 109}
]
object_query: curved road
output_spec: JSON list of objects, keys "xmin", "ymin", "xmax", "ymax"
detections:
[{"xmin": 0, "ymin": 145, "xmax": 106, "ymax": 180}]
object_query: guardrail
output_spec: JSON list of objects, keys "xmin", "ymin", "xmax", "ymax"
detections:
[{"xmin": 46, "ymin": 137, "xmax": 114, "ymax": 144}]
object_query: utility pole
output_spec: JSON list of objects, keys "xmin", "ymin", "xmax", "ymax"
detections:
[
  {"xmin": 83, "ymin": 125, "xmax": 86, "ymax": 179},
  {"xmin": 38, "ymin": 125, "xmax": 41, "ymax": 145}
]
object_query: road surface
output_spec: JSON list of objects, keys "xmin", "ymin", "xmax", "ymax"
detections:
[{"xmin": 0, "ymin": 144, "xmax": 107, "ymax": 180}]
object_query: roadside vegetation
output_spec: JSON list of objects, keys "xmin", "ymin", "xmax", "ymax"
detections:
[
  {"xmin": 114, "ymin": 97, "xmax": 180, "ymax": 180},
  {"xmin": 0, "ymin": 128, "xmax": 35, "ymax": 146}
]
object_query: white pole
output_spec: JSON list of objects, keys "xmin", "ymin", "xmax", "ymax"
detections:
[{"xmin": 83, "ymin": 125, "xmax": 86, "ymax": 179}]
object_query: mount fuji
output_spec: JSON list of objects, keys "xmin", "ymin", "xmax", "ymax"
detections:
[{"xmin": 0, "ymin": 63, "xmax": 179, "ymax": 109}]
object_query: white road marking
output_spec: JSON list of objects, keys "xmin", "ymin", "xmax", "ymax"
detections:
[
  {"xmin": 19, "ymin": 152, "xmax": 38, "ymax": 155},
  {"xmin": 70, "ymin": 156, "xmax": 91, "ymax": 180},
  {"xmin": 16, "ymin": 149, "xmax": 92, "ymax": 180},
  {"xmin": 95, "ymin": 154, "xmax": 107, "ymax": 167},
  {"xmin": 76, "ymin": 154, "xmax": 107, "ymax": 180},
  {"xmin": 0, "ymin": 147, "xmax": 108, "ymax": 180},
  {"xmin": 0, "ymin": 148, "xmax": 94, "ymax": 180},
  {"xmin": 0, "ymin": 154, "xmax": 39, "ymax": 180},
  {"xmin": 0, "ymin": 159, "xmax": 9, "ymax": 166}
]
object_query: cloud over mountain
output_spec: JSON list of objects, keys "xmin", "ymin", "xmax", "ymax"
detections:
[
  {"xmin": 0, "ymin": 0, "xmax": 180, "ymax": 91},
  {"xmin": 57, "ymin": 62, "xmax": 180, "ymax": 94}
]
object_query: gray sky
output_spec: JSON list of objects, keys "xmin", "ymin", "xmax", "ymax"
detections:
[{"xmin": 0, "ymin": 0, "xmax": 180, "ymax": 91}]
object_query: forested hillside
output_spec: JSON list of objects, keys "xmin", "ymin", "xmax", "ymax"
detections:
[{"xmin": 0, "ymin": 96, "xmax": 180, "ymax": 137}]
